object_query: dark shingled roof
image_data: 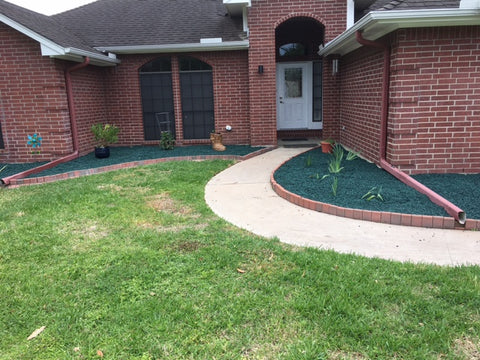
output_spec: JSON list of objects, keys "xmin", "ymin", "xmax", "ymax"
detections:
[
  {"xmin": 0, "ymin": 0, "xmax": 101, "ymax": 54},
  {"xmin": 367, "ymin": 0, "xmax": 460, "ymax": 11},
  {"xmin": 53, "ymin": 0, "xmax": 246, "ymax": 48}
]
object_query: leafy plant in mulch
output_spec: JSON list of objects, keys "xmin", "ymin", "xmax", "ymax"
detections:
[
  {"xmin": 362, "ymin": 186, "xmax": 385, "ymax": 202},
  {"xmin": 160, "ymin": 131, "xmax": 176, "ymax": 150},
  {"xmin": 318, "ymin": 144, "xmax": 358, "ymax": 197}
]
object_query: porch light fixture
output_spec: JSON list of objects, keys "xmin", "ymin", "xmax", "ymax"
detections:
[
  {"xmin": 332, "ymin": 58, "xmax": 339, "ymax": 75},
  {"xmin": 258, "ymin": 65, "xmax": 264, "ymax": 74}
]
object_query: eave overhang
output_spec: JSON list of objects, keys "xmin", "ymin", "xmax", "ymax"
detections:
[
  {"xmin": 223, "ymin": 0, "xmax": 251, "ymax": 17},
  {"xmin": 319, "ymin": 8, "xmax": 480, "ymax": 57},
  {"xmin": 95, "ymin": 40, "xmax": 250, "ymax": 54},
  {"xmin": 0, "ymin": 13, "xmax": 120, "ymax": 66}
]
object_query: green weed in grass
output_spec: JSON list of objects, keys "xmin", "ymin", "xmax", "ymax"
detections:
[{"xmin": 0, "ymin": 160, "xmax": 479, "ymax": 359}]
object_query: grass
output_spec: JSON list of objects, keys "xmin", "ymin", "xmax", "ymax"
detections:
[{"xmin": 0, "ymin": 160, "xmax": 479, "ymax": 359}]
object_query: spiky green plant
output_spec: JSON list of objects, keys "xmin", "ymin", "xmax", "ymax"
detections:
[
  {"xmin": 362, "ymin": 186, "xmax": 385, "ymax": 202},
  {"xmin": 346, "ymin": 149, "xmax": 360, "ymax": 161}
]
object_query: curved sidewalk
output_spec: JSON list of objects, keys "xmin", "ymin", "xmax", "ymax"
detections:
[{"xmin": 205, "ymin": 147, "xmax": 480, "ymax": 266}]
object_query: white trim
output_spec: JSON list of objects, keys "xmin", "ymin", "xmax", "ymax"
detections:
[
  {"xmin": 460, "ymin": 0, "xmax": 480, "ymax": 8},
  {"xmin": 0, "ymin": 14, "xmax": 118, "ymax": 66},
  {"xmin": 319, "ymin": 8, "xmax": 480, "ymax": 56},
  {"xmin": 223, "ymin": 0, "xmax": 251, "ymax": 17},
  {"xmin": 95, "ymin": 40, "xmax": 250, "ymax": 54},
  {"xmin": 347, "ymin": 0, "xmax": 355, "ymax": 29},
  {"xmin": 276, "ymin": 62, "xmax": 314, "ymax": 130}
]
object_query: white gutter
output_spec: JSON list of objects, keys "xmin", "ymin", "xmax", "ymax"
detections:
[
  {"xmin": 95, "ymin": 40, "xmax": 250, "ymax": 54},
  {"xmin": 0, "ymin": 14, "xmax": 118, "ymax": 66},
  {"xmin": 319, "ymin": 8, "xmax": 480, "ymax": 57}
]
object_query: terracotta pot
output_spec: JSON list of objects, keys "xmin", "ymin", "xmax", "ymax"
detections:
[
  {"xmin": 210, "ymin": 133, "xmax": 226, "ymax": 152},
  {"xmin": 321, "ymin": 141, "xmax": 334, "ymax": 153}
]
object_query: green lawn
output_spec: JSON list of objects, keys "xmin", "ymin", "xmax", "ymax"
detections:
[{"xmin": 0, "ymin": 160, "xmax": 479, "ymax": 360}]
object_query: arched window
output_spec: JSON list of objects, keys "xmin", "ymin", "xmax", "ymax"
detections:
[
  {"xmin": 279, "ymin": 43, "xmax": 306, "ymax": 57},
  {"xmin": 179, "ymin": 56, "xmax": 214, "ymax": 140},
  {"xmin": 139, "ymin": 57, "xmax": 175, "ymax": 140}
]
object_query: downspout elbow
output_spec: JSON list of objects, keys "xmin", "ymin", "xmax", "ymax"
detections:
[
  {"xmin": 355, "ymin": 31, "xmax": 466, "ymax": 225},
  {"xmin": 1, "ymin": 58, "xmax": 90, "ymax": 186}
]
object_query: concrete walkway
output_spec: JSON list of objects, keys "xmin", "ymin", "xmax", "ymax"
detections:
[{"xmin": 205, "ymin": 147, "xmax": 480, "ymax": 266}]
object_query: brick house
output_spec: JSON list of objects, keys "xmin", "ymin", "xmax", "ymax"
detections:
[{"xmin": 0, "ymin": 0, "xmax": 479, "ymax": 175}]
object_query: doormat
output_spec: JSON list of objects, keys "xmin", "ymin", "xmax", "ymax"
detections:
[
  {"xmin": 283, "ymin": 143, "xmax": 317, "ymax": 148},
  {"xmin": 281, "ymin": 138, "xmax": 308, "ymax": 141}
]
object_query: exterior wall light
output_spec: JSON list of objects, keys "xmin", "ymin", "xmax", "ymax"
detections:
[{"xmin": 332, "ymin": 59, "xmax": 339, "ymax": 75}]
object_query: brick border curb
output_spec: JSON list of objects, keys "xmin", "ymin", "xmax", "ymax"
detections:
[
  {"xmin": 6, "ymin": 146, "xmax": 275, "ymax": 188},
  {"xmin": 270, "ymin": 148, "xmax": 480, "ymax": 231}
]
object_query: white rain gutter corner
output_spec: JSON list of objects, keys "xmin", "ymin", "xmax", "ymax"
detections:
[{"xmin": 319, "ymin": 8, "xmax": 480, "ymax": 57}]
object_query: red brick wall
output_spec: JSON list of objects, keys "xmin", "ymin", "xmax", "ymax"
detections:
[
  {"xmin": 338, "ymin": 46, "xmax": 384, "ymax": 163},
  {"xmin": 70, "ymin": 66, "xmax": 109, "ymax": 155},
  {"xmin": 389, "ymin": 26, "xmax": 480, "ymax": 174},
  {"xmin": 338, "ymin": 26, "xmax": 480, "ymax": 174},
  {"xmin": 247, "ymin": 0, "xmax": 348, "ymax": 146},
  {"xmin": 0, "ymin": 23, "xmax": 72, "ymax": 163},
  {"xmin": 105, "ymin": 51, "xmax": 250, "ymax": 146}
]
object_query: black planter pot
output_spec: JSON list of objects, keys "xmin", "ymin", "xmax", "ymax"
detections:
[{"xmin": 94, "ymin": 147, "xmax": 110, "ymax": 158}]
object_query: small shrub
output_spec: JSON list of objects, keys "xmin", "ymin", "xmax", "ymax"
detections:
[
  {"xmin": 331, "ymin": 177, "xmax": 339, "ymax": 196},
  {"xmin": 362, "ymin": 186, "xmax": 385, "ymax": 202},
  {"xmin": 346, "ymin": 149, "xmax": 360, "ymax": 161},
  {"xmin": 160, "ymin": 132, "xmax": 176, "ymax": 150},
  {"xmin": 305, "ymin": 154, "xmax": 313, "ymax": 167},
  {"xmin": 91, "ymin": 123, "xmax": 119, "ymax": 148}
]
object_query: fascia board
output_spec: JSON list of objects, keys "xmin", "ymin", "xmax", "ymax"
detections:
[
  {"xmin": 319, "ymin": 8, "xmax": 480, "ymax": 56},
  {"xmin": 65, "ymin": 47, "xmax": 120, "ymax": 65},
  {"xmin": 0, "ymin": 13, "xmax": 66, "ymax": 55},
  {"xmin": 0, "ymin": 14, "xmax": 118, "ymax": 66},
  {"xmin": 96, "ymin": 40, "xmax": 250, "ymax": 54}
]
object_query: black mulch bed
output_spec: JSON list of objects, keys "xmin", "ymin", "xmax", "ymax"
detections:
[
  {"xmin": 274, "ymin": 147, "xmax": 480, "ymax": 220},
  {"xmin": 1, "ymin": 145, "xmax": 264, "ymax": 179}
]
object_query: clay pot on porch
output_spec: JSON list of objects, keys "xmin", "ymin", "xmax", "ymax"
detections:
[
  {"xmin": 210, "ymin": 132, "xmax": 226, "ymax": 152},
  {"xmin": 320, "ymin": 140, "xmax": 335, "ymax": 153}
]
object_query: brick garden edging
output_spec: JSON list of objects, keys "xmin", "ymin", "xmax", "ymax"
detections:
[
  {"xmin": 6, "ymin": 147, "xmax": 274, "ymax": 188},
  {"xmin": 270, "ymin": 150, "xmax": 480, "ymax": 231}
]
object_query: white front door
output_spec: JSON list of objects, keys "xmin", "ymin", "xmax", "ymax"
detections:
[{"xmin": 276, "ymin": 62, "xmax": 312, "ymax": 130}]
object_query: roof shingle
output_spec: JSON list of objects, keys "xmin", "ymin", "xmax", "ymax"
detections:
[
  {"xmin": 0, "ymin": 0, "xmax": 101, "ymax": 54},
  {"xmin": 367, "ymin": 0, "xmax": 460, "ymax": 12},
  {"xmin": 53, "ymin": 0, "xmax": 245, "ymax": 48}
]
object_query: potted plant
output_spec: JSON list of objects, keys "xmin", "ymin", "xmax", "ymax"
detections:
[
  {"xmin": 91, "ymin": 123, "xmax": 119, "ymax": 158},
  {"xmin": 210, "ymin": 130, "xmax": 226, "ymax": 152},
  {"xmin": 320, "ymin": 138, "xmax": 335, "ymax": 153}
]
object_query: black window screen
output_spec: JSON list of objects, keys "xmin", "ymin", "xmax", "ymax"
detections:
[
  {"xmin": 179, "ymin": 57, "xmax": 214, "ymax": 140},
  {"xmin": 0, "ymin": 123, "xmax": 3, "ymax": 149},
  {"xmin": 313, "ymin": 61, "xmax": 323, "ymax": 122},
  {"xmin": 139, "ymin": 58, "xmax": 175, "ymax": 140}
]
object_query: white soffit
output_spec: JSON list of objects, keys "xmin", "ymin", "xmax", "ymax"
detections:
[
  {"xmin": 319, "ymin": 8, "xmax": 480, "ymax": 56},
  {"xmin": 223, "ymin": 0, "xmax": 251, "ymax": 17}
]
